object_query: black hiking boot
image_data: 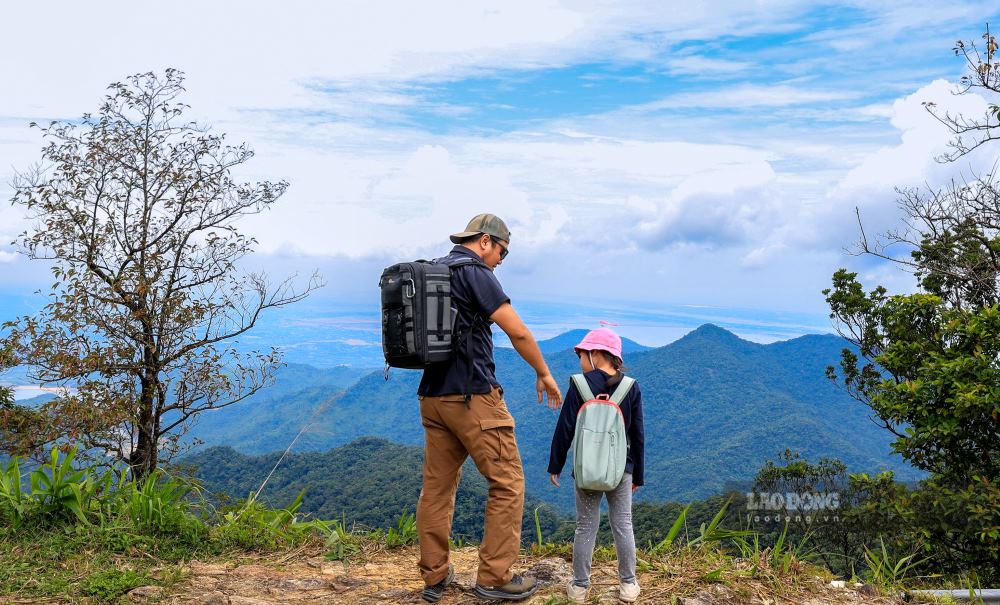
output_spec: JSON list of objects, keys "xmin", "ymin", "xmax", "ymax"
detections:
[
  {"xmin": 473, "ymin": 574, "xmax": 538, "ymax": 601},
  {"xmin": 421, "ymin": 564, "xmax": 454, "ymax": 603}
]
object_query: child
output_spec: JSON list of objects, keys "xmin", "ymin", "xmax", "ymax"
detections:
[{"xmin": 548, "ymin": 328, "xmax": 645, "ymax": 603}]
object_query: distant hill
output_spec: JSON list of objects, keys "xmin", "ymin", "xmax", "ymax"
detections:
[
  {"xmin": 183, "ymin": 324, "xmax": 921, "ymax": 510},
  {"xmin": 181, "ymin": 363, "xmax": 375, "ymax": 452},
  {"xmin": 498, "ymin": 329, "xmax": 650, "ymax": 354},
  {"xmin": 180, "ymin": 437, "xmax": 567, "ymax": 544}
]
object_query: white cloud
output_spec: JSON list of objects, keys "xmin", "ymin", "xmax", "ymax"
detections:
[
  {"xmin": 641, "ymin": 84, "xmax": 860, "ymax": 111},
  {"xmin": 2, "ymin": 0, "xmax": 999, "ymax": 322},
  {"xmin": 779, "ymin": 79, "xmax": 997, "ymax": 255},
  {"xmin": 665, "ymin": 55, "xmax": 752, "ymax": 77}
]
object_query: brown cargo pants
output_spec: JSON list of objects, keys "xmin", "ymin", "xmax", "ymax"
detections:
[{"xmin": 417, "ymin": 387, "xmax": 524, "ymax": 587}]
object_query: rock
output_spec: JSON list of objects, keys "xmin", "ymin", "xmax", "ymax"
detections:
[
  {"xmin": 680, "ymin": 597, "xmax": 715, "ymax": 605},
  {"xmin": 368, "ymin": 587, "xmax": 411, "ymax": 600},
  {"xmin": 334, "ymin": 574, "xmax": 369, "ymax": 587},
  {"xmin": 274, "ymin": 577, "xmax": 329, "ymax": 591},
  {"xmin": 127, "ymin": 585, "xmax": 163, "ymax": 602},
  {"xmin": 830, "ymin": 580, "xmax": 846, "ymax": 589},
  {"xmin": 230, "ymin": 598, "xmax": 288, "ymax": 605},
  {"xmin": 858, "ymin": 583, "xmax": 880, "ymax": 597},
  {"xmin": 231, "ymin": 565, "xmax": 274, "ymax": 578},
  {"xmin": 527, "ymin": 558, "xmax": 573, "ymax": 587},
  {"xmin": 199, "ymin": 591, "xmax": 230, "ymax": 605},
  {"xmin": 191, "ymin": 563, "xmax": 230, "ymax": 576}
]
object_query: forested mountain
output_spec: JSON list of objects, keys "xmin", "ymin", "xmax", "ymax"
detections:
[
  {"xmin": 181, "ymin": 363, "xmax": 372, "ymax": 452},
  {"xmin": 182, "ymin": 325, "xmax": 921, "ymax": 510},
  {"xmin": 181, "ymin": 437, "xmax": 568, "ymax": 543}
]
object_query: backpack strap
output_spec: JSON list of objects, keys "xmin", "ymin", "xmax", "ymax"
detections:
[
  {"xmin": 609, "ymin": 375, "xmax": 635, "ymax": 406},
  {"xmin": 571, "ymin": 374, "xmax": 596, "ymax": 402},
  {"xmin": 437, "ymin": 255, "xmax": 488, "ymax": 402},
  {"xmin": 437, "ymin": 256, "xmax": 487, "ymax": 270}
]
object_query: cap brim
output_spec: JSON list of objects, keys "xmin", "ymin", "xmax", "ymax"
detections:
[{"xmin": 449, "ymin": 231, "xmax": 482, "ymax": 244}]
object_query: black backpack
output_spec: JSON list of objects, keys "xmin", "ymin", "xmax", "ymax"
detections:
[{"xmin": 379, "ymin": 256, "xmax": 485, "ymax": 370}]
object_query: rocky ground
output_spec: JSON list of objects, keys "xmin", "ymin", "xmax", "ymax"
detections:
[{"xmin": 98, "ymin": 546, "xmax": 912, "ymax": 605}]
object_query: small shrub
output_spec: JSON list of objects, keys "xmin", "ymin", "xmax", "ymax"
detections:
[
  {"xmin": 213, "ymin": 491, "xmax": 310, "ymax": 551},
  {"xmin": 320, "ymin": 519, "xmax": 362, "ymax": 561},
  {"xmin": 122, "ymin": 469, "xmax": 204, "ymax": 540},
  {"xmin": 0, "ymin": 457, "xmax": 27, "ymax": 529},
  {"xmin": 28, "ymin": 446, "xmax": 113, "ymax": 525},
  {"xmin": 385, "ymin": 511, "xmax": 417, "ymax": 548},
  {"xmin": 863, "ymin": 536, "xmax": 928, "ymax": 591},
  {"xmin": 82, "ymin": 569, "xmax": 150, "ymax": 602}
]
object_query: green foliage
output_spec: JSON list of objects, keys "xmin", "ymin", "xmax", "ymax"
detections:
[
  {"xmin": 0, "ymin": 345, "xmax": 13, "ymax": 410},
  {"xmin": 186, "ymin": 326, "xmax": 921, "ymax": 512},
  {"xmin": 534, "ymin": 506, "xmax": 544, "ymax": 546},
  {"xmin": 0, "ymin": 458, "xmax": 26, "ymax": 529},
  {"xmin": 827, "ymin": 267, "xmax": 1000, "ymax": 579},
  {"xmin": 82, "ymin": 568, "xmax": 150, "ymax": 602},
  {"xmin": 385, "ymin": 511, "xmax": 417, "ymax": 548},
  {"xmin": 122, "ymin": 469, "xmax": 204, "ymax": 539},
  {"xmin": 862, "ymin": 536, "xmax": 928, "ymax": 591},
  {"xmin": 213, "ymin": 491, "xmax": 310, "ymax": 551},
  {"xmin": 688, "ymin": 498, "xmax": 754, "ymax": 548},
  {"xmin": 320, "ymin": 519, "xmax": 363, "ymax": 561},
  {"xmin": 648, "ymin": 503, "xmax": 692, "ymax": 556},
  {"xmin": 1, "ymin": 69, "xmax": 320, "ymax": 480},
  {"xmin": 183, "ymin": 437, "xmax": 567, "ymax": 545},
  {"xmin": 29, "ymin": 445, "xmax": 91, "ymax": 523}
]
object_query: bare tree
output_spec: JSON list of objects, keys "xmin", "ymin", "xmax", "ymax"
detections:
[
  {"xmin": 1, "ymin": 69, "xmax": 323, "ymax": 479},
  {"xmin": 925, "ymin": 24, "xmax": 1000, "ymax": 161}
]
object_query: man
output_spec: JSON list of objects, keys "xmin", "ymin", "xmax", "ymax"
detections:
[{"xmin": 417, "ymin": 213, "xmax": 563, "ymax": 603}]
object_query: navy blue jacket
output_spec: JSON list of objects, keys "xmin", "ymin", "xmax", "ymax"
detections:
[{"xmin": 547, "ymin": 369, "xmax": 645, "ymax": 487}]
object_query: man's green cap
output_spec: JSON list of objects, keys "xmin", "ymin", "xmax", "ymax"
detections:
[{"xmin": 449, "ymin": 213, "xmax": 511, "ymax": 244}]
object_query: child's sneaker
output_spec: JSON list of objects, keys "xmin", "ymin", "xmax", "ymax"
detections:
[
  {"xmin": 619, "ymin": 580, "xmax": 641, "ymax": 602},
  {"xmin": 566, "ymin": 580, "xmax": 589, "ymax": 603}
]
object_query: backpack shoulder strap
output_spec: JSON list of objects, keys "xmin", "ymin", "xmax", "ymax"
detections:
[
  {"xmin": 609, "ymin": 375, "xmax": 635, "ymax": 406},
  {"xmin": 571, "ymin": 374, "xmax": 596, "ymax": 402},
  {"xmin": 439, "ymin": 256, "xmax": 486, "ymax": 269}
]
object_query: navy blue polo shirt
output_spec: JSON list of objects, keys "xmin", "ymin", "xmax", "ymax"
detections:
[{"xmin": 417, "ymin": 246, "xmax": 510, "ymax": 397}]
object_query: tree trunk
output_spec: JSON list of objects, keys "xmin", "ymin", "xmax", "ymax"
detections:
[{"xmin": 131, "ymin": 374, "xmax": 158, "ymax": 481}]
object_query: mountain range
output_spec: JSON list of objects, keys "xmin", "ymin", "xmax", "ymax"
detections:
[{"xmin": 181, "ymin": 324, "xmax": 921, "ymax": 510}]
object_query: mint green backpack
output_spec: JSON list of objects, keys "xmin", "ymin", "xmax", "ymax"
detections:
[{"xmin": 570, "ymin": 374, "xmax": 635, "ymax": 491}]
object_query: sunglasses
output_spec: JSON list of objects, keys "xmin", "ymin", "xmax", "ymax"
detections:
[{"xmin": 489, "ymin": 236, "xmax": 509, "ymax": 260}]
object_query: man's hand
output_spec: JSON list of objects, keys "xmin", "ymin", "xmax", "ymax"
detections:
[
  {"xmin": 550, "ymin": 474, "xmax": 561, "ymax": 487},
  {"xmin": 537, "ymin": 373, "xmax": 562, "ymax": 409},
  {"xmin": 632, "ymin": 484, "xmax": 640, "ymax": 494},
  {"xmin": 491, "ymin": 303, "xmax": 560, "ymax": 407}
]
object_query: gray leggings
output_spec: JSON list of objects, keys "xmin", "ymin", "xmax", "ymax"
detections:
[{"xmin": 572, "ymin": 473, "xmax": 636, "ymax": 587}]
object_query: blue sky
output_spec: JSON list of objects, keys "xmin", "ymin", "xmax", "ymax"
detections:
[{"xmin": 2, "ymin": 1, "xmax": 1000, "ymax": 348}]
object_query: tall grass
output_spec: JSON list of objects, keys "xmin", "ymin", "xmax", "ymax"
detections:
[{"xmin": 862, "ymin": 536, "xmax": 928, "ymax": 591}]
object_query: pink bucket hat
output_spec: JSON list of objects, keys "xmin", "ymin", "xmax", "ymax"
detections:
[{"xmin": 574, "ymin": 328, "xmax": 623, "ymax": 360}]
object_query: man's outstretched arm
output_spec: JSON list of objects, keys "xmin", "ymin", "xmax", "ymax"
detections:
[{"xmin": 490, "ymin": 303, "xmax": 562, "ymax": 409}]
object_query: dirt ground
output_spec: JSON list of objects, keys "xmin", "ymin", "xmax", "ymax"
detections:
[{"xmin": 111, "ymin": 546, "xmax": 908, "ymax": 605}]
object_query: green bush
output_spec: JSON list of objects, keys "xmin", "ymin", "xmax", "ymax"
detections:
[
  {"xmin": 0, "ymin": 458, "xmax": 27, "ymax": 529},
  {"xmin": 385, "ymin": 511, "xmax": 417, "ymax": 548},
  {"xmin": 121, "ymin": 469, "xmax": 204, "ymax": 540},
  {"xmin": 82, "ymin": 569, "xmax": 150, "ymax": 602},
  {"xmin": 212, "ymin": 491, "xmax": 312, "ymax": 551}
]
